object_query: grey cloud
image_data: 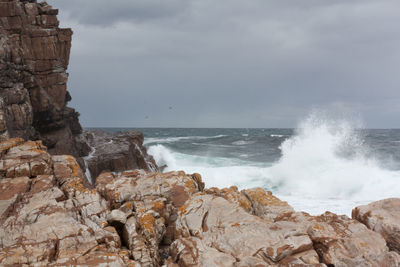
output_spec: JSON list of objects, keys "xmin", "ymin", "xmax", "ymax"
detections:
[
  {"xmin": 50, "ymin": 0, "xmax": 190, "ymax": 25},
  {"xmin": 47, "ymin": 0, "xmax": 400, "ymax": 128}
]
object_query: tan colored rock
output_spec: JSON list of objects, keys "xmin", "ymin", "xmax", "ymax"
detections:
[
  {"xmin": 205, "ymin": 185, "xmax": 253, "ymax": 213},
  {"xmin": 95, "ymin": 170, "xmax": 204, "ymax": 266},
  {"xmin": 96, "ymin": 170, "xmax": 203, "ymax": 210},
  {"xmin": 353, "ymin": 198, "xmax": 400, "ymax": 253},
  {"xmin": 277, "ymin": 211, "xmax": 400, "ymax": 267},
  {"xmin": 0, "ymin": 140, "xmax": 52, "ymax": 178},
  {"xmin": 174, "ymin": 194, "xmax": 314, "ymax": 265},
  {"xmin": 242, "ymin": 187, "xmax": 294, "ymax": 222},
  {"xmin": 170, "ymin": 236, "xmax": 237, "ymax": 267}
]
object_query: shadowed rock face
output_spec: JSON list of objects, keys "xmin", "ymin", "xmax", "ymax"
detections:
[
  {"xmin": 83, "ymin": 130, "xmax": 158, "ymax": 183},
  {"xmin": 0, "ymin": 0, "xmax": 86, "ymax": 158}
]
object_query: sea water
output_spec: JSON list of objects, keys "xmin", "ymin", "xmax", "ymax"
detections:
[{"xmin": 92, "ymin": 115, "xmax": 400, "ymax": 216}]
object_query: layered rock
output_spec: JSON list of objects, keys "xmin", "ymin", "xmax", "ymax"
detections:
[
  {"xmin": 83, "ymin": 130, "xmax": 158, "ymax": 183},
  {"xmin": 0, "ymin": 0, "xmax": 86, "ymax": 157},
  {"xmin": 0, "ymin": 138, "xmax": 200, "ymax": 266},
  {"xmin": 1, "ymin": 138, "xmax": 400, "ymax": 266},
  {"xmin": 353, "ymin": 198, "xmax": 400, "ymax": 254},
  {"xmin": 170, "ymin": 191, "xmax": 400, "ymax": 266}
]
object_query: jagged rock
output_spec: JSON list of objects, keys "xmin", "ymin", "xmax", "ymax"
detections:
[
  {"xmin": 1, "ymin": 138, "xmax": 399, "ymax": 266},
  {"xmin": 276, "ymin": 211, "xmax": 400, "ymax": 267},
  {"xmin": 353, "ymin": 198, "xmax": 400, "ymax": 254},
  {"xmin": 173, "ymin": 194, "xmax": 317, "ymax": 266},
  {"xmin": 95, "ymin": 170, "xmax": 204, "ymax": 266},
  {"xmin": 84, "ymin": 130, "xmax": 158, "ymax": 182},
  {"xmin": 0, "ymin": 139, "xmax": 52, "ymax": 178},
  {"xmin": 0, "ymin": 0, "xmax": 85, "ymax": 158},
  {"xmin": 170, "ymin": 236, "xmax": 237, "ymax": 267},
  {"xmin": 0, "ymin": 139, "xmax": 137, "ymax": 266},
  {"xmin": 205, "ymin": 186, "xmax": 253, "ymax": 213},
  {"xmin": 242, "ymin": 187, "xmax": 294, "ymax": 221}
]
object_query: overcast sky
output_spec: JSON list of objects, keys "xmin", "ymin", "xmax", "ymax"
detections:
[{"xmin": 48, "ymin": 0, "xmax": 400, "ymax": 128}]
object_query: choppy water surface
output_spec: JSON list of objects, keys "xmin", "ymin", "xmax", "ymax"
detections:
[{"xmin": 91, "ymin": 115, "xmax": 400, "ymax": 215}]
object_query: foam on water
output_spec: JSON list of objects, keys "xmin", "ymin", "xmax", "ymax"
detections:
[
  {"xmin": 147, "ymin": 114, "xmax": 400, "ymax": 215},
  {"xmin": 144, "ymin": 135, "xmax": 227, "ymax": 145}
]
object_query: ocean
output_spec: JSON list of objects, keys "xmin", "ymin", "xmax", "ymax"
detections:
[{"xmin": 90, "ymin": 116, "xmax": 400, "ymax": 216}]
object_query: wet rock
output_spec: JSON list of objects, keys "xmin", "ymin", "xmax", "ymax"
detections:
[
  {"xmin": 353, "ymin": 198, "xmax": 400, "ymax": 253},
  {"xmin": 84, "ymin": 130, "xmax": 158, "ymax": 182}
]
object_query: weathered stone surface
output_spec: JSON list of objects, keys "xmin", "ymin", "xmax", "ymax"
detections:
[
  {"xmin": 0, "ymin": 139, "xmax": 137, "ymax": 266},
  {"xmin": 1, "ymin": 138, "xmax": 399, "ymax": 266},
  {"xmin": 95, "ymin": 170, "xmax": 204, "ymax": 266},
  {"xmin": 353, "ymin": 198, "xmax": 400, "ymax": 254},
  {"xmin": 84, "ymin": 130, "xmax": 158, "ymax": 181},
  {"xmin": 0, "ymin": 139, "xmax": 52, "ymax": 178},
  {"xmin": 173, "ymin": 194, "xmax": 316, "ymax": 266},
  {"xmin": 170, "ymin": 236, "xmax": 237, "ymax": 267},
  {"xmin": 0, "ymin": 0, "xmax": 84, "ymax": 158},
  {"xmin": 242, "ymin": 187, "xmax": 294, "ymax": 221},
  {"xmin": 277, "ymin": 211, "xmax": 400, "ymax": 267}
]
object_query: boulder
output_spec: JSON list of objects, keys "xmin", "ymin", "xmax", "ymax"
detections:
[
  {"xmin": 353, "ymin": 198, "xmax": 400, "ymax": 253},
  {"xmin": 276, "ymin": 211, "xmax": 400, "ymax": 267},
  {"xmin": 84, "ymin": 130, "xmax": 158, "ymax": 182},
  {"xmin": 173, "ymin": 194, "xmax": 317, "ymax": 266}
]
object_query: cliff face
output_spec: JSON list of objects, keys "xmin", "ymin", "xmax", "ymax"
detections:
[{"xmin": 0, "ymin": 0, "xmax": 85, "ymax": 157}]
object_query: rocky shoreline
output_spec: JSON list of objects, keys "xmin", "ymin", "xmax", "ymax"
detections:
[{"xmin": 0, "ymin": 1, "xmax": 399, "ymax": 266}]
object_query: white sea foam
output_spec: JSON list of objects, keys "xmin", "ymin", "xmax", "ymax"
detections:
[
  {"xmin": 147, "ymin": 114, "xmax": 400, "ymax": 215},
  {"xmin": 144, "ymin": 135, "xmax": 227, "ymax": 145},
  {"xmin": 232, "ymin": 140, "xmax": 255, "ymax": 146},
  {"xmin": 270, "ymin": 134, "xmax": 285, "ymax": 138}
]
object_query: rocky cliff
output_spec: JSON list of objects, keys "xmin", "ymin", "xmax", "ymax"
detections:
[
  {"xmin": 0, "ymin": 0, "xmax": 85, "ymax": 157},
  {"xmin": 0, "ymin": 0, "xmax": 157, "ymax": 180}
]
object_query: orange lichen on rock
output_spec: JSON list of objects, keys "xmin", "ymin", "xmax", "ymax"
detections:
[
  {"xmin": 184, "ymin": 179, "xmax": 197, "ymax": 193},
  {"xmin": 178, "ymin": 201, "xmax": 191, "ymax": 214},
  {"xmin": 0, "ymin": 138, "xmax": 24, "ymax": 154},
  {"xmin": 139, "ymin": 213, "xmax": 156, "ymax": 234},
  {"xmin": 64, "ymin": 155, "xmax": 81, "ymax": 177},
  {"xmin": 151, "ymin": 200, "xmax": 165, "ymax": 213},
  {"xmin": 207, "ymin": 186, "xmax": 253, "ymax": 212},
  {"xmin": 244, "ymin": 187, "xmax": 290, "ymax": 207}
]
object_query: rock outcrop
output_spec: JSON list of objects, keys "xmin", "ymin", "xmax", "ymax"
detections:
[
  {"xmin": 0, "ymin": 0, "xmax": 86, "ymax": 157},
  {"xmin": 83, "ymin": 130, "xmax": 158, "ymax": 183},
  {"xmin": 0, "ymin": 1, "xmax": 155, "ymax": 178},
  {"xmin": 353, "ymin": 198, "xmax": 400, "ymax": 254},
  {"xmin": 0, "ymin": 138, "xmax": 202, "ymax": 266},
  {"xmin": 1, "ymin": 138, "xmax": 399, "ymax": 266}
]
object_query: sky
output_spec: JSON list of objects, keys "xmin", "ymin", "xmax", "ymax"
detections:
[{"xmin": 49, "ymin": 0, "xmax": 400, "ymax": 128}]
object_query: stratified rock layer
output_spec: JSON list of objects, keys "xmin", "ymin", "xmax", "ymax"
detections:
[
  {"xmin": 0, "ymin": 138, "xmax": 201, "ymax": 266},
  {"xmin": 1, "ymin": 138, "xmax": 399, "ymax": 266},
  {"xmin": 0, "ymin": 0, "xmax": 85, "ymax": 157},
  {"xmin": 84, "ymin": 130, "xmax": 158, "ymax": 183}
]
